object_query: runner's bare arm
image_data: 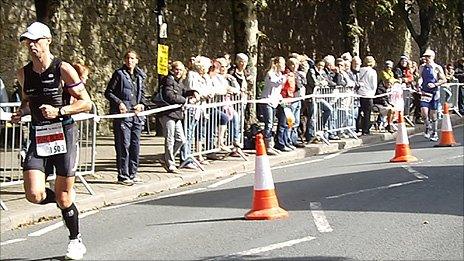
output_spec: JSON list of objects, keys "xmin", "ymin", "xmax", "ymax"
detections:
[
  {"xmin": 10, "ymin": 68, "xmax": 30, "ymax": 123},
  {"xmin": 58, "ymin": 62, "xmax": 93, "ymax": 116},
  {"xmin": 39, "ymin": 62, "xmax": 92, "ymax": 119}
]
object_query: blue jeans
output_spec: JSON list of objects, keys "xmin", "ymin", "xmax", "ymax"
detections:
[
  {"xmin": 181, "ymin": 108, "xmax": 196, "ymax": 164},
  {"xmin": 113, "ymin": 117, "xmax": 143, "ymax": 181},
  {"xmin": 289, "ymin": 101, "xmax": 301, "ymax": 144},
  {"xmin": 231, "ymin": 110, "xmax": 241, "ymax": 142},
  {"xmin": 275, "ymin": 105, "xmax": 291, "ymax": 150},
  {"xmin": 261, "ymin": 104, "xmax": 276, "ymax": 142}
]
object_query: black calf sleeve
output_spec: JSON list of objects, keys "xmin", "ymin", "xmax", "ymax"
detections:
[
  {"xmin": 61, "ymin": 203, "xmax": 79, "ymax": 240},
  {"xmin": 39, "ymin": 188, "xmax": 56, "ymax": 205}
]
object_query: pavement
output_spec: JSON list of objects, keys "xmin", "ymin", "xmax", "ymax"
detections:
[{"xmin": 1, "ymin": 115, "xmax": 463, "ymax": 232}]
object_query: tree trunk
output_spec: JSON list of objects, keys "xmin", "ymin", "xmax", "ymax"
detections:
[
  {"xmin": 340, "ymin": 0, "xmax": 360, "ymax": 56},
  {"xmin": 397, "ymin": 0, "xmax": 435, "ymax": 57},
  {"xmin": 232, "ymin": 0, "xmax": 259, "ymax": 128},
  {"xmin": 458, "ymin": 0, "xmax": 464, "ymax": 43},
  {"xmin": 34, "ymin": 0, "xmax": 59, "ymax": 24}
]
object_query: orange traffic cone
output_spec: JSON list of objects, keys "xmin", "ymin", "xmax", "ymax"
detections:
[
  {"xmin": 245, "ymin": 133, "xmax": 289, "ymax": 220},
  {"xmin": 390, "ymin": 112, "xmax": 418, "ymax": 163},
  {"xmin": 435, "ymin": 102, "xmax": 460, "ymax": 147}
]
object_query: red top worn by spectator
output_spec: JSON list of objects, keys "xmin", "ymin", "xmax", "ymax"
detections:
[
  {"xmin": 402, "ymin": 67, "xmax": 414, "ymax": 84},
  {"xmin": 281, "ymin": 69, "xmax": 296, "ymax": 98}
]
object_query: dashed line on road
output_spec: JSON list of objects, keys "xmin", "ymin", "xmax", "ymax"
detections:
[
  {"xmin": 325, "ymin": 179, "xmax": 424, "ymax": 199},
  {"xmin": 207, "ymin": 173, "xmax": 248, "ymax": 188},
  {"xmin": 402, "ymin": 165, "xmax": 429, "ymax": 180},
  {"xmin": 157, "ymin": 187, "xmax": 207, "ymax": 199},
  {"xmin": 0, "ymin": 238, "xmax": 27, "ymax": 246},
  {"xmin": 28, "ymin": 210, "xmax": 99, "ymax": 237},
  {"xmin": 271, "ymin": 159, "xmax": 324, "ymax": 171},
  {"xmin": 309, "ymin": 202, "xmax": 333, "ymax": 233},
  {"xmin": 209, "ymin": 235, "xmax": 316, "ymax": 260},
  {"xmin": 324, "ymin": 151, "xmax": 343, "ymax": 160}
]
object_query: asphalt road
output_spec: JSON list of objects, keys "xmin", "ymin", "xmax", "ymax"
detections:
[{"xmin": 1, "ymin": 126, "xmax": 463, "ymax": 260}]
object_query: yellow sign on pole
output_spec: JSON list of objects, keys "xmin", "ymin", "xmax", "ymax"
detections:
[{"xmin": 157, "ymin": 44, "xmax": 169, "ymax": 76}]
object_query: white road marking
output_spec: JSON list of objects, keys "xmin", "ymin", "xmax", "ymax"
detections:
[
  {"xmin": 213, "ymin": 236, "xmax": 316, "ymax": 260},
  {"xmin": 102, "ymin": 202, "xmax": 132, "ymax": 211},
  {"xmin": 402, "ymin": 166, "xmax": 429, "ymax": 180},
  {"xmin": 309, "ymin": 202, "xmax": 333, "ymax": 233},
  {"xmin": 28, "ymin": 210, "xmax": 98, "ymax": 237},
  {"xmin": 324, "ymin": 152, "xmax": 342, "ymax": 160},
  {"xmin": 28, "ymin": 221, "xmax": 63, "ymax": 237},
  {"xmin": 0, "ymin": 238, "xmax": 27, "ymax": 246},
  {"xmin": 208, "ymin": 173, "xmax": 247, "ymax": 188},
  {"xmin": 157, "ymin": 187, "xmax": 206, "ymax": 199},
  {"xmin": 325, "ymin": 180, "xmax": 423, "ymax": 199},
  {"xmin": 271, "ymin": 159, "xmax": 324, "ymax": 170}
]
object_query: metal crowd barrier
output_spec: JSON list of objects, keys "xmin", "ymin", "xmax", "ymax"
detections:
[
  {"xmin": 0, "ymin": 102, "xmax": 97, "ymax": 210},
  {"xmin": 182, "ymin": 93, "xmax": 247, "ymax": 170},
  {"xmin": 440, "ymin": 82, "xmax": 463, "ymax": 117},
  {"xmin": 312, "ymin": 85, "xmax": 358, "ymax": 144}
]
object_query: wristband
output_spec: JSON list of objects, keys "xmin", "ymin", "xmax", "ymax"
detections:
[{"xmin": 58, "ymin": 107, "xmax": 66, "ymax": 116}]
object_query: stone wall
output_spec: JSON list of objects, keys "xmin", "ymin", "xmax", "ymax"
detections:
[
  {"xmin": 1, "ymin": 0, "xmax": 462, "ymax": 134},
  {"xmin": 0, "ymin": 0, "xmax": 36, "ymax": 92}
]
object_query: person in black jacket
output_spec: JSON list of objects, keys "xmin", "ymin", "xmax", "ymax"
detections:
[
  {"xmin": 105, "ymin": 50, "xmax": 147, "ymax": 185},
  {"xmin": 158, "ymin": 61, "xmax": 193, "ymax": 173}
]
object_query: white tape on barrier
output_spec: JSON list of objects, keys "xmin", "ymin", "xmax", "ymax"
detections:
[{"xmin": 4, "ymin": 83, "xmax": 457, "ymax": 122}]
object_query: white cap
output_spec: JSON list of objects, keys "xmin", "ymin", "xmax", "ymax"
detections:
[
  {"xmin": 20, "ymin": 22, "xmax": 52, "ymax": 41},
  {"xmin": 422, "ymin": 49, "xmax": 435, "ymax": 57},
  {"xmin": 236, "ymin": 53, "xmax": 248, "ymax": 62}
]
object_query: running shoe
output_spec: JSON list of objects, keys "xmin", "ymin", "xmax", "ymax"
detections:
[
  {"xmin": 423, "ymin": 129, "xmax": 430, "ymax": 139},
  {"xmin": 65, "ymin": 234, "xmax": 86, "ymax": 260},
  {"xmin": 430, "ymin": 132, "xmax": 439, "ymax": 142}
]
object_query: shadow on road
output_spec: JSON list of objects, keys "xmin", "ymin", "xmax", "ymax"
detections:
[{"xmin": 139, "ymin": 165, "xmax": 463, "ymax": 217}]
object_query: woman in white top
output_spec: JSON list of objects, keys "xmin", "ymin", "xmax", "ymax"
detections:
[
  {"xmin": 260, "ymin": 57, "xmax": 286, "ymax": 155},
  {"xmin": 356, "ymin": 56, "xmax": 378, "ymax": 135},
  {"xmin": 183, "ymin": 56, "xmax": 212, "ymax": 165}
]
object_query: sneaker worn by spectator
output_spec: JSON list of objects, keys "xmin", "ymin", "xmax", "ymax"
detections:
[
  {"xmin": 385, "ymin": 125, "xmax": 395, "ymax": 133},
  {"xmin": 328, "ymin": 134, "xmax": 340, "ymax": 140},
  {"xmin": 276, "ymin": 146, "xmax": 292, "ymax": 152},
  {"xmin": 118, "ymin": 179, "xmax": 134, "ymax": 186},
  {"xmin": 182, "ymin": 163, "xmax": 198, "ymax": 170},
  {"xmin": 266, "ymin": 147, "xmax": 280, "ymax": 155},
  {"xmin": 165, "ymin": 165, "xmax": 179, "ymax": 173},
  {"xmin": 294, "ymin": 142, "xmax": 306, "ymax": 148},
  {"xmin": 65, "ymin": 234, "xmax": 86, "ymax": 260},
  {"xmin": 287, "ymin": 144, "xmax": 296, "ymax": 150}
]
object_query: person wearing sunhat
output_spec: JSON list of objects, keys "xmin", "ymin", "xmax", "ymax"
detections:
[
  {"xmin": 10, "ymin": 21, "xmax": 92, "ymax": 260},
  {"xmin": 417, "ymin": 49, "xmax": 447, "ymax": 142}
]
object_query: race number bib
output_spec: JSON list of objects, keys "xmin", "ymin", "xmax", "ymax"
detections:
[
  {"xmin": 421, "ymin": 92, "xmax": 433, "ymax": 103},
  {"xmin": 35, "ymin": 122, "xmax": 67, "ymax": 156}
]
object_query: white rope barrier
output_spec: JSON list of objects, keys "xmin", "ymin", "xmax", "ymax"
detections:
[{"xmin": 1, "ymin": 83, "xmax": 463, "ymax": 122}]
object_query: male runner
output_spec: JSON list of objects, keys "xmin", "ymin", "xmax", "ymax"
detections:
[{"xmin": 11, "ymin": 22, "xmax": 92, "ymax": 260}]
